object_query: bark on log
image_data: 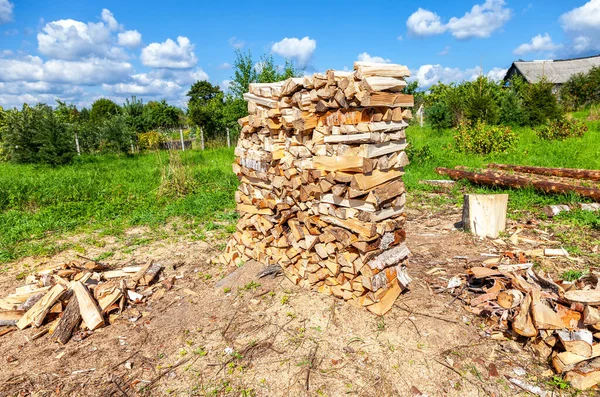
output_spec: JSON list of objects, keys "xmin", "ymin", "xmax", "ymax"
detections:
[
  {"xmin": 486, "ymin": 163, "xmax": 600, "ymax": 182},
  {"xmin": 437, "ymin": 168, "xmax": 600, "ymax": 201},
  {"xmin": 53, "ymin": 295, "xmax": 81, "ymax": 345}
]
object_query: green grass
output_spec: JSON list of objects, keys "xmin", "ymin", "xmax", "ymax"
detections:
[
  {"xmin": 0, "ymin": 148, "xmax": 238, "ymax": 263},
  {"xmin": 404, "ymin": 109, "xmax": 600, "ymax": 221}
]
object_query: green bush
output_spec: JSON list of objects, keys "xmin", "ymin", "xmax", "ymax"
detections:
[
  {"xmin": 522, "ymin": 78, "xmax": 562, "ymax": 125},
  {"xmin": 2, "ymin": 104, "xmax": 76, "ymax": 165},
  {"xmin": 535, "ymin": 118, "xmax": 588, "ymax": 140},
  {"xmin": 426, "ymin": 102, "xmax": 452, "ymax": 132},
  {"xmin": 454, "ymin": 121, "xmax": 517, "ymax": 155},
  {"xmin": 405, "ymin": 143, "xmax": 433, "ymax": 164},
  {"xmin": 499, "ymin": 89, "xmax": 526, "ymax": 126},
  {"xmin": 463, "ymin": 76, "xmax": 501, "ymax": 125},
  {"xmin": 560, "ymin": 67, "xmax": 600, "ymax": 110}
]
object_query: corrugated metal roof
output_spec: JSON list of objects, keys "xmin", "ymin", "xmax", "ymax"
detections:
[{"xmin": 508, "ymin": 55, "xmax": 600, "ymax": 84}]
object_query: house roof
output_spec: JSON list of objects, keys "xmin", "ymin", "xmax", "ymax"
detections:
[{"xmin": 504, "ymin": 54, "xmax": 600, "ymax": 84}]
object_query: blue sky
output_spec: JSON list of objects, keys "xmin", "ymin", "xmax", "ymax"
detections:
[{"xmin": 0, "ymin": 0, "xmax": 598, "ymax": 109}]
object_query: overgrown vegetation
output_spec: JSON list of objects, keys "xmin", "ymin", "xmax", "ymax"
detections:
[
  {"xmin": 454, "ymin": 121, "xmax": 517, "ymax": 155},
  {"xmin": 535, "ymin": 118, "xmax": 588, "ymax": 141}
]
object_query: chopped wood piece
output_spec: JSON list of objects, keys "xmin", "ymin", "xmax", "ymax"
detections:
[
  {"xmin": 16, "ymin": 284, "xmax": 66, "ymax": 330},
  {"xmin": 72, "ymin": 281, "xmax": 104, "ymax": 331},
  {"xmin": 53, "ymin": 295, "xmax": 81, "ymax": 345},
  {"xmin": 0, "ymin": 310, "xmax": 24, "ymax": 326}
]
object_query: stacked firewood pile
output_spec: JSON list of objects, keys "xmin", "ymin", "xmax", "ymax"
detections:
[
  {"xmin": 454, "ymin": 254, "xmax": 600, "ymax": 390},
  {"xmin": 0, "ymin": 260, "xmax": 163, "ymax": 343},
  {"xmin": 219, "ymin": 62, "xmax": 414, "ymax": 315},
  {"xmin": 438, "ymin": 164, "xmax": 600, "ymax": 201}
]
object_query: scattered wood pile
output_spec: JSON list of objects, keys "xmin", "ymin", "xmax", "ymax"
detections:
[
  {"xmin": 450, "ymin": 252, "xmax": 600, "ymax": 390},
  {"xmin": 218, "ymin": 62, "xmax": 414, "ymax": 315},
  {"xmin": 0, "ymin": 259, "xmax": 163, "ymax": 343},
  {"xmin": 437, "ymin": 164, "xmax": 600, "ymax": 201}
]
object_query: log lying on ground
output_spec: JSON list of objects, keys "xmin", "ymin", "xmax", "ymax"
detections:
[
  {"xmin": 218, "ymin": 62, "xmax": 414, "ymax": 313},
  {"xmin": 437, "ymin": 168, "xmax": 600, "ymax": 201},
  {"xmin": 487, "ymin": 163, "xmax": 600, "ymax": 182}
]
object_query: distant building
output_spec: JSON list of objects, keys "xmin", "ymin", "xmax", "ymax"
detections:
[{"xmin": 503, "ymin": 54, "xmax": 600, "ymax": 91}]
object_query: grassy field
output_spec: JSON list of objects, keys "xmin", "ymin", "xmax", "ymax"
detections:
[
  {"xmin": 0, "ymin": 109, "xmax": 599, "ymax": 264},
  {"xmin": 405, "ymin": 109, "xmax": 600, "ymax": 221},
  {"xmin": 0, "ymin": 149, "xmax": 238, "ymax": 263}
]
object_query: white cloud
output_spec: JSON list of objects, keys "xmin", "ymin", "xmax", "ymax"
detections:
[
  {"xmin": 228, "ymin": 36, "xmax": 245, "ymax": 49},
  {"xmin": 447, "ymin": 0, "xmax": 512, "ymax": 39},
  {"xmin": 411, "ymin": 64, "xmax": 505, "ymax": 87},
  {"xmin": 412, "ymin": 64, "xmax": 478, "ymax": 87},
  {"xmin": 439, "ymin": 46, "xmax": 450, "ymax": 56},
  {"xmin": 407, "ymin": 8, "xmax": 447, "ymax": 36},
  {"xmin": 0, "ymin": 0, "xmax": 14, "ymax": 24},
  {"xmin": 37, "ymin": 19, "xmax": 112, "ymax": 60},
  {"xmin": 487, "ymin": 67, "xmax": 508, "ymax": 81},
  {"xmin": 0, "ymin": 56, "xmax": 134, "ymax": 85},
  {"xmin": 559, "ymin": 0, "xmax": 600, "ymax": 54},
  {"xmin": 271, "ymin": 36, "xmax": 316, "ymax": 68},
  {"xmin": 4, "ymin": 28, "xmax": 17, "ymax": 35},
  {"xmin": 218, "ymin": 62, "xmax": 231, "ymax": 70},
  {"xmin": 150, "ymin": 68, "xmax": 209, "ymax": 86},
  {"xmin": 397, "ymin": 35, "xmax": 403, "ymax": 41},
  {"xmin": 220, "ymin": 80, "xmax": 232, "ymax": 91},
  {"xmin": 513, "ymin": 33, "xmax": 561, "ymax": 55},
  {"xmin": 357, "ymin": 52, "xmax": 391, "ymax": 63},
  {"xmin": 406, "ymin": 0, "xmax": 511, "ymax": 39},
  {"xmin": 0, "ymin": 8, "xmax": 206, "ymax": 108},
  {"xmin": 560, "ymin": 0, "xmax": 600, "ymax": 35},
  {"xmin": 103, "ymin": 76, "xmax": 181, "ymax": 97},
  {"xmin": 141, "ymin": 36, "xmax": 197, "ymax": 69},
  {"xmin": 101, "ymin": 9, "xmax": 120, "ymax": 31},
  {"xmin": 118, "ymin": 30, "xmax": 142, "ymax": 48}
]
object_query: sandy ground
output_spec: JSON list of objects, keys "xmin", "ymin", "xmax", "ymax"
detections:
[{"xmin": 0, "ymin": 203, "xmax": 583, "ymax": 397}]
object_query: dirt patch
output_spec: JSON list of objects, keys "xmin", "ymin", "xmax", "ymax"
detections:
[{"xmin": 0, "ymin": 203, "xmax": 580, "ymax": 396}]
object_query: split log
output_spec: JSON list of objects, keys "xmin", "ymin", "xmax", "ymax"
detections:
[
  {"xmin": 437, "ymin": 168, "xmax": 600, "ymax": 202},
  {"xmin": 0, "ymin": 310, "xmax": 24, "ymax": 326},
  {"xmin": 486, "ymin": 163, "xmax": 600, "ymax": 182},
  {"xmin": 52, "ymin": 295, "xmax": 81, "ymax": 345},
  {"xmin": 73, "ymin": 281, "xmax": 104, "ymax": 330},
  {"xmin": 16, "ymin": 284, "xmax": 66, "ymax": 329}
]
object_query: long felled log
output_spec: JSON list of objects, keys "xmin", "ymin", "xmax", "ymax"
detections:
[
  {"xmin": 487, "ymin": 163, "xmax": 600, "ymax": 182},
  {"xmin": 437, "ymin": 168, "xmax": 600, "ymax": 201}
]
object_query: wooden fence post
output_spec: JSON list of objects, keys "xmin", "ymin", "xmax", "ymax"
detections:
[
  {"xmin": 201, "ymin": 127, "xmax": 205, "ymax": 150},
  {"xmin": 180, "ymin": 128, "xmax": 185, "ymax": 152},
  {"xmin": 226, "ymin": 127, "xmax": 231, "ymax": 148},
  {"xmin": 75, "ymin": 133, "xmax": 81, "ymax": 156}
]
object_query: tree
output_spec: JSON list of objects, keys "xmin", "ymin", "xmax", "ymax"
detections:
[
  {"xmin": 122, "ymin": 96, "xmax": 148, "ymax": 133},
  {"xmin": 2, "ymin": 104, "xmax": 75, "ymax": 165},
  {"xmin": 90, "ymin": 98, "xmax": 120, "ymax": 122},
  {"xmin": 98, "ymin": 115, "xmax": 135, "ymax": 153},
  {"xmin": 426, "ymin": 102, "xmax": 452, "ymax": 132},
  {"xmin": 522, "ymin": 78, "xmax": 562, "ymax": 126},
  {"xmin": 143, "ymin": 100, "xmax": 183, "ymax": 131},
  {"xmin": 187, "ymin": 83, "xmax": 226, "ymax": 138},
  {"xmin": 463, "ymin": 76, "xmax": 500, "ymax": 125},
  {"xmin": 187, "ymin": 81, "xmax": 222, "ymax": 107},
  {"xmin": 229, "ymin": 50, "xmax": 257, "ymax": 99}
]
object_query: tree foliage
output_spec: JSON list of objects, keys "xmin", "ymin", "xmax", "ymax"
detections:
[
  {"xmin": 559, "ymin": 66, "xmax": 600, "ymax": 110},
  {"xmin": 2, "ymin": 104, "xmax": 75, "ymax": 165},
  {"xmin": 90, "ymin": 98, "xmax": 121, "ymax": 121}
]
